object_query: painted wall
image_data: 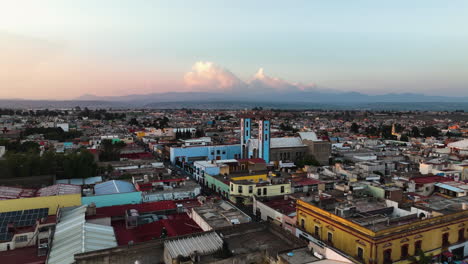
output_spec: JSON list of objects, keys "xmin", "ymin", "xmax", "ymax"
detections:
[
  {"xmin": 296, "ymin": 199, "xmax": 468, "ymax": 264},
  {"xmin": 170, "ymin": 144, "xmax": 241, "ymax": 164},
  {"xmin": 258, "ymin": 120, "xmax": 270, "ymax": 163},
  {"xmin": 82, "ymin": 192, "xmax": 142, "ymax": 208},
  {"xmin": 229, "ymin": 182, "xmax": 291, "ymax": 204},
  {"xmin": 0, "ymin": 194, "xmax": 81, "ymax": 215},
  {"xmin": 204, "ymin": 173, "xmax": 230, "ymax": 197},
  {"xmin": 366, "ymin": 185, "xmax": 385, "ymax": 199},
  {"xmin": 231, "ymin": 174, "xmax": 269, "ymax": 183},
  {"xmin": 241, "ymin": 118, "xmax": 251, "ymax": 159}
]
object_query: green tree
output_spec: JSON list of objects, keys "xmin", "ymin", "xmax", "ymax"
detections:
[
  {"xmin": 408, "ymin": 250, "xmax": 432, "ymax": 264},
  {"xmin": 350, "ymin": 123, "xmax": 360, "ymax": 133},
  {"xmin": 99, "ymin": 139, "xmax": 126, "ymax": 161},
  {"xmin": 400, "ymin": 134, "xmax": 409, "ymax": 142},
  {"xmin": 411, "ymin": 126, "xmax": 421, "ymax": 137},
  {"xmin": 421, "ymin": 126, "xmax": 440, "ymax": 138},
  {"xmin": 296, "ymin": 155, "xmax": 321, "ymax": 167}
]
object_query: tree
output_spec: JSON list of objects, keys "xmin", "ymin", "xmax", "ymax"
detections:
[
  {"xmin": 400, "ymin": 134, "xmax": 409, "ymax": 142},
  {"xmin": 380, "ymin": 125, "xmax": 396, "ymax": 139},
  {"xmin": 296, "ymin": 155, "xmax": 321, "ymax": 167},
  {"xmin": 129, "ymin": 118, "xmax": 140, "ymax": 127},
  {"xmin": 195, "ymin": 128, "xmax": 204, "ymax": 138},
  {"xmin": 411, "ymin": 126, "xmax": 421, "ymax": 137},
  {"xmin": 350, "ymin": 123, "xmax": 360, "ymax": 134},
  {"xmin": 408, "ymin": 250, "xmax": 432, "ymax": 264},
  {"xmin": 99, "ymin": 139, "xmax": 126, "ymax": 162},
  {"xmin": 421, "ymin": 126, "xmax": 440, "ymax": 138}
]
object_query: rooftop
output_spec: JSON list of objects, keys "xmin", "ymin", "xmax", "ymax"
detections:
[
  {"xmin": 410, "ymin": 175, "xmax": 453, "ymax": 184},
  {"xmin": 112, "ymin": 213, "xmax": 203, "ymax": 245},
  {"xmin": 94, "ymin": 180, "xmax": 136, "ymax": 195},
  {"xmin": 259, "ymin": 196, "xmax": 297, "ymax": 216},
  {"xmin": 278, "ymin": 247, "xmax": 320, "ymax": 264},
  {"xmin": 164, "ymin": 231, "xmax": 223, "ymax": 259},
  {"xmin": 95, "ymin": 200, "xmax": 178, "ymax": 218},
  {"xmin": 192, "ymin": 200, "xmax": 251, "ymax": 229}
]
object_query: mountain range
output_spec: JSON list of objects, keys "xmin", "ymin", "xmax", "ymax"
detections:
[{"xmin": 75, "ymin": 90, "xmax": 467, "ymax": 104}]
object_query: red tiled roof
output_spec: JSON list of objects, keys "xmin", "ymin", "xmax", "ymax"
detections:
[
  {"xmin": 262, "ymin": 198, "xmax": 296, "ymax": 216},
  {"xmin": 95, "ymin": 201, "xmax": 177, "ymax": 217},
  {"xmin": 293, "ymin": 178, "xmax": 322, "ymax": 186},
  {"xmin": 112, "ymin": 213, "xmax": 203, "ymax": 245},
  {"xmin": 410, "ymin": 176, "xmax": 453, "ymax": 184}
]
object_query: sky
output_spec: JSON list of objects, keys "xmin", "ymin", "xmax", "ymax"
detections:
[{"xmin": 1, "ymin": 0, "xmax": 468, "ymax": 99}]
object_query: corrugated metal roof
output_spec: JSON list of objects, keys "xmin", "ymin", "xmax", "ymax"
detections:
[
  {"xmin": 248, "ymin": 137, "xmax": 305, "ymax": 149},
  {"xmin": 435, "ymin": 182, "xmax": 467, "ymax": 193},
  {"xmin": 37, "ymin": 184, "xmax": 81, "ymax": 197},
  {"xmin": 56, "ymin": 176, "xmax": 103, "ymax": 185},
  {"xmin": 47, "ymin": 205, "xmax": 117, "ymax": 264},
  {"xmin": 298, "ymin": 132, "xmax": 320, "ymax": 141},
  {"xmin": 164, "ymin": 232, "xmax": 223, "ymax": 259},
  {"xmin": 94, "ymin": 180, "xmax": 136, "ymax": 195},
  {"xmin": 448, "ymin": 139, "xmax": 468, "ymax": 150}
]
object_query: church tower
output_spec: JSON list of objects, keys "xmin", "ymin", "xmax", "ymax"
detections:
[
  {"xmin": 258, "ymin": 119, "xmax": 270, "ymax": 163},
  {"xmin": 240, "ymin": 118, "xmax": 251, "ymax": 158}
]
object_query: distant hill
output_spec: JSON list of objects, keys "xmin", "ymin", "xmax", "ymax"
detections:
[
  {"xmin": 75, "ymin": 90, "xmax": 468, "ymax": 104},
  {"xmin": 0, "ymin": 89, "xmax": 467, "ymax": 110}
]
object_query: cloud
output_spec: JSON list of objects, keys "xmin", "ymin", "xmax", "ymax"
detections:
[
  {"xmin": 183, "ymin": 61, "xmax": 242, "ymax": 91},
  {"xmin": 183, "ymin": 61, "xmax": 319, "ymax": 93},
  {"xmin": 250, "ymin": 67, "xmax": 301, "ymax": 91}
]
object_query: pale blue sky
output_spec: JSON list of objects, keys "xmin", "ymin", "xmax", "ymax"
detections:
[{"xmin": 1, "ymin": 0, "xmax": 467, "ymax": 98}]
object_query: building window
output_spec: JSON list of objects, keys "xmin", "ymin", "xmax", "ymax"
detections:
[
  {"xmin": 442, "ymin": 233, "xmax": 449, "ymax": 247},
  {"xmin": 15, "ymin": 235, "xmax": 27, "ymax": 243},
  {"xmin": 257, "ymin": 188, "xmax": 261, "ymax": 195},
  {"xmin": 265, "ymin": 134, "xmax": 268, "ymax": 141},
  {"xmin": 357, "ymin": 247, "xmax": 364, "ymax": 260},
  {"xmin": 301, "ymin": 219, "xmax": 305, "ymax": 229},
  {"xmin": 459, "ymin": 229, "xmax": 465, "ymax": 242},
  {"xmin": 263, "ymin": 188, "xmax": 267, "ymax": 195},
  {"xmin": 383, "ymin": 249, "xmax": 392, "ymax": 264},
  {"xmin": 327, "ymin": 232, "xmax": 333, "ymax": 244},
  {"xmin": 401, "ymin": 244, "xmax": 409, "ymax": 259},
  {"xmin": 280, "ymin": 186, "xmax": 285, "ymax": 193},
  {"xmin": 231, "ymin": 184, "xmax": 233, "ymax": 191},
  {"xmin": 238, "ymin": 186, "xmax": 243, "ymax": 193},
  {"xmin": 314, "ymin": 226, "xmax": 320, "ymax": 237},
  {"xmin": 211, "ymin": 151, "xmax": 214, "ymax": 155},
  {"xmin": 414, "ymin": 240, "xmax": 422, "ymax": 254},
  {"xmin": 222, "ymin": 151, "xmax": 226, "ymax": 154},
  {"xmin": 249, "ymin": 186, "xmax": 253, "ymax": 193},
  {"xmin": 217, "ymin": 150, "xmax": 220, "ymax": 154}
]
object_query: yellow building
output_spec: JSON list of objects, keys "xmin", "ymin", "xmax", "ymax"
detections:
[
  {"xmin": 229, "ymin": 173, "xmax": 291, "ymax": 204},
  {"xmin": 296, "ymin": 197, "xmax": 468, "ymax": 264},
  {"xmin": 0, "ymin": 194, "xmax": 81, "ymax": 215}
]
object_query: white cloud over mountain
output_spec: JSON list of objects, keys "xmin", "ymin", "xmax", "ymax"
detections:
[
  {"xmin": 183, "ymin": 61, "xmax": 242, "ymax": 91},
  {"xmin": 184, "ymin": 61, "xmax": 317, "ymax": 93}
]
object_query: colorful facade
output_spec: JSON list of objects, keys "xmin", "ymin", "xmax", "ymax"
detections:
[
  {"xmin": 229, "ymin": 178, "xmax": 291, "ymax": 204},
  {"xmin": 0, "ymin": 194, "xmax": 81, "ymax": 215},
  {"xmin": 296, "ymin": 199, "xmax": 468, "ymax": 264}
]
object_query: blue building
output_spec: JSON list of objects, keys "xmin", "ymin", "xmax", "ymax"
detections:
[
  {"xmin": 170, "ymin": 144, "xmax": 241, "ymax": 165},
  {"xmin": 258, "ymin": 119, "xmax": 271, "ymax": 163},
  {"xmin": 94, "ymin": 180, "xmax": 136, "ymax": 195},
  {"xmin": 240, "ymin": 118, "xmax": 251, "ymax": 159}
]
